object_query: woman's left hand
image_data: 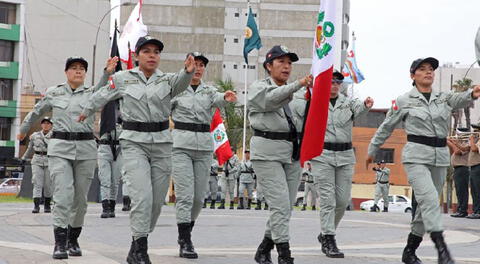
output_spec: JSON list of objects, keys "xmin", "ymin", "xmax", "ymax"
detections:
[
  {"xmin": 224, "ymin": 90, "xmax": 237, "ymax": 102},
  {"xmin": 472, "ymin": 85, "xmax": 480, "ymax": 99}
]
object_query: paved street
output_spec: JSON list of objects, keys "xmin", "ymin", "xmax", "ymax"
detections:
[{"xmin": 0, "ymin": 203, "xmax": 479, "ymax": 264}]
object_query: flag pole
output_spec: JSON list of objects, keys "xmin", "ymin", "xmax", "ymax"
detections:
[{"xmin": 242, "ymin": 62, "xmax": 248, "ymax": 162}]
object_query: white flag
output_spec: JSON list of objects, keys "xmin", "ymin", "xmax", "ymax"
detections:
[{"xmin": 118, "ymin": 1, "xmax": 147, "ymax": 61}]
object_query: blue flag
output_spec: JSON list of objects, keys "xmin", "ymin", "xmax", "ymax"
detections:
[{"xmin": 243, "ymin": 7, "xmax": 262, "ymax": 64}]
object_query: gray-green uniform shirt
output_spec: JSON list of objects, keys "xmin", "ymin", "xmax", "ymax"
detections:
[
  {"xmin": 22, "ymin": 130, "xmax": 52, "ymax": 166},
  {"xmin": 171, "ymin": 82, "xmax": 226, "ymax": 151},
  {"xmin": 239, "ymin": 160, "xmax": 254, "ymax": 183},
  {"xmin": 223, "ymin": 154, "xmax": 240, "ymax": 179},
  {"xmin": 375, "ymin": 167, "xmax": 390, "ymax": 183},
  {"xmin": 289, "ymin": 88, "xmax": 307, "ymax": 132},
  {"xmin": 368, "ymin": 88, "xmax": 474, "ymax": 166}
]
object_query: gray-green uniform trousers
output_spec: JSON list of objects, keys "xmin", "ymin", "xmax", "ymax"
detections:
[
  {"xmin": 98, "ymin": 127, "xmax": 123, "ymax": 201},
  {"xmin": 368, "ymin": 87, "xmax": 474, "ymax": 236},
  {"xmin": 205, "ymin": 160, "xmax": 219, "ymax": 200},
  {"xmin": 220, "ymin": 155, "xmax": 239, "ymax": 202},
  {"xmin": 312, "ymin": 93, "xmax": 370, "ymax": 235},
  {"xmin": 20, "ymin": 73, "xmax": 109, "ymax": 228},
  {"xmin": 248, "ymin": 77, "xmax": 304, "ymax": 243},
  {"xmin": 239, "ymin": 160, "xmax": 255, "ymax": 199},
  {"xmin": 302, "ymin": 170, "xmax": 317, "ymax": 206},
  {"xmin": 22, "ymin": 130, "xmax": 52, "ymax": 198},
  {"xmin": 171, "ymin": 82, "xmax": 227, "ymax": 224},
  {"xmin": 83, "ymin": 67, "xmax": 192, "ymax": 237},
  {"xmin": 373, "ymin": 167, "xmax": 390, "ymax": 207}
]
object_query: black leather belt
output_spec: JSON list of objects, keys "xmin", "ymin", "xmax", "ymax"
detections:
[
  {"xmin": 98, "ymin": 139, "xmax": 120, "ymax": 145},
  {"xmin": 241, "ymin": 171, "xmax": 253, "ymax": 173},
  {"xmin": 306, "ymin": 181, "xmax": 314, "ymax": 183},
  {"xmin": 34, "ymin": 151, "xmax": 47, "ymax": 155},
  {"xmin": 52, "ymin": 131, "xmax": 94, "ymax": 140},
  {"xmin": 407, "ymin": 135, "xmax": 446, "ymax": 147},
  {"xmin": 323, "ymin": 142, "xmax": 352, "ymax": 151},
  {"xmin": 210, "ymin": 173, "xmax": 218, "ymax": 176},
  {"xmin": 254, "ymin": 129, "xmax": 293, "ymax": 141},
  {"xmin": 378, "ymin": 181, "xmax": 389, "ymax": 184},
  {"xmin": 123, "ymin": 121, "xmax": 169, "ymax": 132},
  {"xmin": 174, "ymin": 121, "xmax": 210, "ymax": 132}
]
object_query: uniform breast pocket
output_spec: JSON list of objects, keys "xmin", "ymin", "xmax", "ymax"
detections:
[
  {"xmin": 177, "ymin": 95, "xmax": 194, "ymax": 109},
  {"xmin": 433, "ymin": 107, "xmax": 451, "ymax": 122},
  {"xmin": 153, "ymin": 85, "xmax": 171, "ymax": 104},
  {"xmin": 52, "ymin": 99, "xmax": 69, "ymax": 110},
  {"xmin": 334, "ymin": 108, "xmax": 353, "ymax": 126},
  {"xmin": 408, "ymin": 109, "xmax": 429, "ymax": 121},
  {"xmin": 124, "ymin": 87, "xmax": 144, "ymax": 101}
]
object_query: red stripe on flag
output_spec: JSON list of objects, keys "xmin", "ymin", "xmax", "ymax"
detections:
[
  {"xmin": 300, "ymin": 66, "xmax": 333, "ymax": 165},
  {"xmin": 210, "ymin": 108, "xmax": 223, "ymax": 132},
  {"xmin": 210, "ymin": 108, "xmax": 233, "ymax": 165}
]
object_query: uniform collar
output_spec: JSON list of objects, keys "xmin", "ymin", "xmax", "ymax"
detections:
[
  {"xmin": 188, "ymin": 81, "xmax": 205, "ymax": 93},
  {"xmin": 65, "ymin": 82, "xmax": 88, "ymax": 94},
  {"xmin": 329, "ymin": 93, "xmax": 346, "ymax": 110},
  {"xmin": 129, "ymin": 67, "xmax": 164, "ymax": 84},
  {"xmin": 408, "ymin": 87, "xmax": 440, "ymax": 104}
]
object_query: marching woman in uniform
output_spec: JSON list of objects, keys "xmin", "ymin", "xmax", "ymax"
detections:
[
  {"xmin": 18, "ymin": 56, "xmax": 117, "ymax": 259},
  {"xmin": 80, "ymin": 36, "xmax": 195, "ymax": 264},
  {"xmin": 367, "ymin": 57, "xmax": 480, "ymax": 264},
  {"xmin": 248, "ymin": 45, "xmax": 312, "ymax": 264}
]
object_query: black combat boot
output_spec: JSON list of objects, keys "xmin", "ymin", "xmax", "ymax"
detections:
[
  {"xmin": 312, "ymin": 205, "xmax": 316, "ymax": 211},
  {"xmin": 430, "ymin": 231, "xmax": 455, "ymax": 264},
  {"xmin": 247, "ymin": 199, "xmax": 252, "ymax": 209},
  {"xmin": 177, "ymin": 223, "xmax": 198, "ymax": 259},
  {"xmin": 32, "ymin": 197, "xmax": 40, "ymax": 213},
  {"xmin": 202, "ymin": 199, "xmax": 207, "ymax": 208},
  {"xmin": 218, "ymin": 199, "xmax": 225, "ymax": 209},
  {"xmin": 264, "ymin": 203, "xmax": 269, "ymax": 210},
  {"xmin": 238, "ymin": 197, "xmax": 245, "ymax": 209},
  {"xmin": 254, "ymin": 237, "xmax": 274, "ymax": 264},
  {"xmin": 101, "ymin": 200, "xmax": 110, "ymax": 218},
  {"xmin": 53, "ymin": 226, "xmax": 68, "ymax": 259},
  {"xmin": 44, "ymin": 197, "xmax": 52, "ymax": 213},
  {"xmin": 67, "ymin": 226, "xmax": 82, "ymax": 256},
  {"xmin": 127, "ymin": 236, "xmax": 151, "ymax": 264},
  {"xmin": 319, "ymin": 234, "xmax": 344, "ymax": 258},
  {"xmin": 255, "ymin": 201, "xmax": 262, "ymax": 210},
  {"xmin": 276, "ymin": 242, "xmax": 294, "ymax": 264},
  {"xmin": 229, "ymin": 201, "xmax": 235, "ymax": 209},
  {"xmin": 402, "ymin": 233, "xmax": 423, "ymax": 264},
  {"xmin": 301, "ymin": 204, "xmax": 306, "ymax": 211},
  {"xmin": 122, "ymin": 196, "xmax": 131, "ymax": 211},
  {"xmin": 210, "ymin": 199, "xmax": 216, "ymax": 209},
  {"xmin": 109, "ymin": 200, "xmax": 116, "ymax": 218},
  {"xmin": 383, "ymin": 206, "xmax": 388, "ymax": 212},
  {"xmin": 370, "ymin": 204, "xmax": 379, "ymax": 212}
]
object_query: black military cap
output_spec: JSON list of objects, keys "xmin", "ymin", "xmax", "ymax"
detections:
[
  {"xmin": 41, "ymin": 116, "xmax": 52, "ymax": 124},
  {"xmin": 135, "ymin": 35, "xmax": 164, "ymax": 54},
  {"xmin": 186, "ymin": 52, "xmax": 209, "ymax": 66},
  {"xmin": 333, "ymin": 70, "xmax": 345, "ymax": 81},
  {"xmin": 410, "ymin": 57, "xmax": 439, "ymax": 74},
  {"xmin": 263, "ymin": 45, "xmax": 299, "ymax": 70},
  {"xmin": 65, "ymin": 57, "xmax": 88, "ymax": 71}
]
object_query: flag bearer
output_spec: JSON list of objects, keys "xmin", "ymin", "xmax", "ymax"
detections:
[{"xmin": 367, "ymin": 57, "xmax": 480, "ymax": 264}]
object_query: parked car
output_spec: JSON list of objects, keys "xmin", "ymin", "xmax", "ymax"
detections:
[
  {"xmin": 360, "ymin": 194, "xmax": 412, "ymax": 213},
  {"xmin": 0, "ymin": 178, "xmax": 23, "ymax": 196}
]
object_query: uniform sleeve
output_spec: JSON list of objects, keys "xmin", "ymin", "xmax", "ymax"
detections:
[
  {"xmin": 82, "ymin": 75, "xmax": 122, "ymax": 117},
  {"xmin": 351, "ymin": 99, "xmax": 370, "ymax": 120},
  {"xmin": 21, "ymin": 135, "xmax": 34, "ymax": 160},
  {"xmin": 248, "ymin": 80, "xmax": 303, "ymax": 112},
  {"xmin": 212, "ymin": 91, "xmax": 227, "ymax": 108},
  {"xmin": 169, "ymin": 69, "xmax": 194, "ymax": 98},
  {"xmin": 367, "ymin": 105, "xmax": 406, "ymax": 157},
  {"xmin": 447, "ymin": 89, "xmax": 475, "ymax": 110},
  {"xmin": 20, "ymin": 96, "xmax": 52, "ymax": 134},
  {"xmin": 92, "ymin": 70, "xmax": 113, "ymax": 92}
]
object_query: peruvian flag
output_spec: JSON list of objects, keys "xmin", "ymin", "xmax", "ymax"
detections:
[
  {"xmin": 118, "ymin": 0, "xmax": 147, "ymax": 62},
  {"xmin": 300, "ymin": 0, "xmax": 338, "ymax": 165},
  {"xmin": 210, "ymin": 109, "xmax": 233, "ymax": 166}
]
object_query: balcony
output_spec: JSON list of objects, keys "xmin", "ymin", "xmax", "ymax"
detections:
[
  {"xmin": 0, "ymin": 61, "xmax": 19, "ymax": 79},
  {"xmin": 0, "ymin": 23, "xmax": 20, "ymax": 42},
  {"xmin": 0, "ymin": 100, "xmax": 16, "ymax": 118}
]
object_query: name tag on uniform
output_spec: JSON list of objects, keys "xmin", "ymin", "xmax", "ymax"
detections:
[
  {"xmin": 124, "ymin": 79, "xmax": 139, "ymax": 85},
  {"xmin": 51, "ymin": 90, "xmax": 65, "ymax": 96}
]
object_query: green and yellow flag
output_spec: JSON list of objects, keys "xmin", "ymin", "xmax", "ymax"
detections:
[{"xmin": 243, "ymin": 7, "xmax": 262, "ymax": 64}]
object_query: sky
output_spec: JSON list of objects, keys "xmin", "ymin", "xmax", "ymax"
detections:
[{"xmin": 349, "ymin": 0, "xmax": 480, "ymax": 108}]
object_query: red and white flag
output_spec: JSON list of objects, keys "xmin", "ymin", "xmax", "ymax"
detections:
[
  {"xmin": 118, "ymin": 0, "xmax": 147, "ymax": 61},
  {"xmin": 300, "ymin": 0, "xmax": 338, "ymax": 165},
  {"xmin": 210, "ymin": 109, "xmax": 233, "ymax": 166}
]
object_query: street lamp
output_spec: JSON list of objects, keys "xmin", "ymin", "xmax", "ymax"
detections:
[{"xmin": 91, "ymin": 2, "xmax": 135, "ymax": 86}]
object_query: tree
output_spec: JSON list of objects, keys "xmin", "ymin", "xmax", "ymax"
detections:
[
  {"xmin": 215, "ymin": 79, "xmax": 252, "ymax": 153},
  {"xmin": 452, "ymin": 77, "xmax": 474, "ymax": 130}
]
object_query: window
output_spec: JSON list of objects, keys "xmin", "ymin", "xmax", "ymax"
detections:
[
  {"xmin": 243, "ymin": 65, "xmax": 246, "ymax": 69},
  {"xmin": 0, "ymin": 117, "xmax": 11, "ymax": 140},
  {"xmin": 0, "ymin": 40, "xmax": 14, "ymax": 61},
  {"xmin": 375, "ymin": 148, "xmax": 394, "ymax": 163},
  {"xmin": 0, "ymin": 79, "xmax": 13, "ymax": 100},
  {"xmin": 396, "ymin": 196, "xmax": 407, "ymax": 203},
  {"xmin": 233, "ymin": 64, "xmax": 238, "ymax": 69},
  {"xmin": 234, "ymin": 12, "xmax": 239, "ymax": 17},
  {"xmin": 222, "ymin": 64, "xmax": 225, "ymax": 69},
  {"xmin": 233, "ymin": 38, "xmax": 238, "ymax": 43},
  {"xmin": 0, "ymin": 3, "xmax": 16, "ymax": 24},
  {"xmin": 248, "ymin": 65, "xmax": 256, "ymax": 69}
]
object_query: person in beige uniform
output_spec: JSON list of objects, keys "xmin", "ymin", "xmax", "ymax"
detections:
[
  {"xmin": 447, "ymin": 136, "xmax": 470, "ymax": 218},
  {"xmin": 468, "ymin": 126, "xmax": 480, "ymax": 219},
  {"xmin": 367, "ymin": 57, "xmax": 480, "ymax": 264},
  {"xmin": 18, "ymin": 57, "xmax": 116, "ymax": 259},
  {"xmin": 249, "ymin": 45, "xmax": 312, "ymax": 264},
  {"xmin": 80, "ymin": 36, "xmax": 195, "ymax": 264}
]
